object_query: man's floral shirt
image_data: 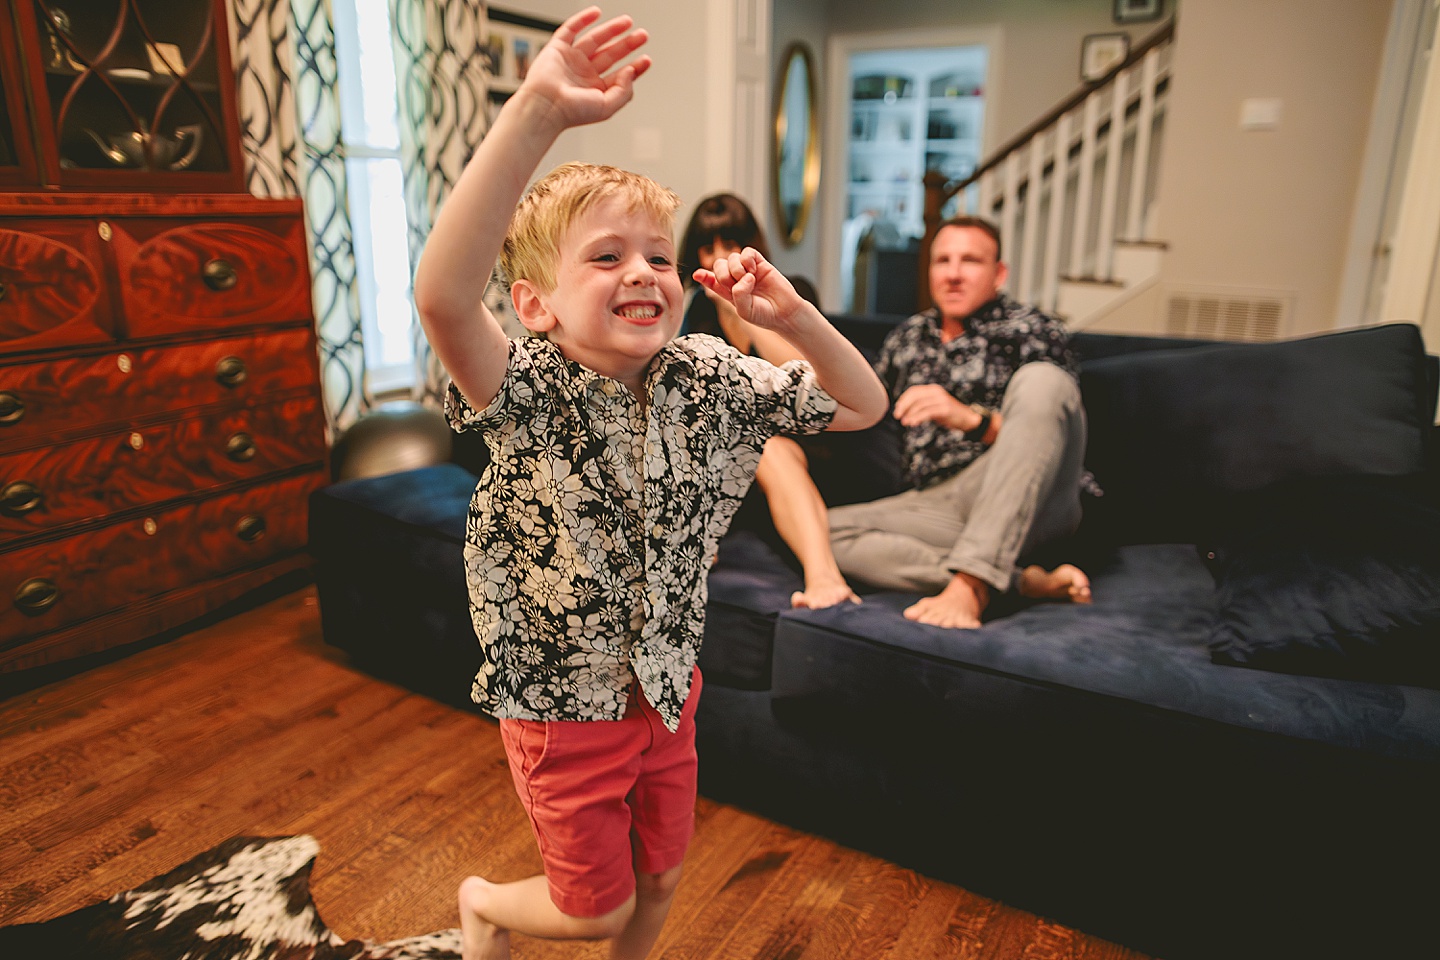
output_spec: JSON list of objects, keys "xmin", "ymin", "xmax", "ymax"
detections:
[
  {"xmin": 876, "ymin": 295, "xmax": 1078, "ymax": 489},
  {"xmin": 446, "ymin": 334, "xmax": 837, "ymax": 732}
]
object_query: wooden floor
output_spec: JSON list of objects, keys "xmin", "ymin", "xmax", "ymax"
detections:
[{"xmin": 0, "ymin": 585, "xmax": 1153, "ymax": 959}]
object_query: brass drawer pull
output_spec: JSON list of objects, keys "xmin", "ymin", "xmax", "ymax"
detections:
[
  {"xmin": 0, "ymin": 481, "xmax": 42, "ymax": 515},
  {"xmin": 235, "ymin": 514, "xmax": 267, "ymax": 542},
  {"xmin": 0, "ymin": 392, "xmax": 23, "ymax": 425},
  {"xmin": 14, "ymin": 578, "xmax": 59, "ymax": 616},
  {"xmin": 202, "ymin": 258, "xmax": 238, "ymax": 291},
  {"xmin": 215, "ymin": 356, "xmax": 247, "ymax": 387},
  {"xmin": 225, "ymin": 432, "xmax": 257, "ymax": 462}
]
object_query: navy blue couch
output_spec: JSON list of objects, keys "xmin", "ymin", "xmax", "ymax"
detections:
[{"xmin": 309, "ymin": 321, "xmax": 1440, "ymax": 960}]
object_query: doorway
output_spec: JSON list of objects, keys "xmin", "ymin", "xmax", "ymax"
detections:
[{"xmin": 823, "ymin": 26, "xmax": 1000, "ymax": 312}]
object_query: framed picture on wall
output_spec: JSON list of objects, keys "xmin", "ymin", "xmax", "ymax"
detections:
[
  {"xmin": 1081, "ymin": 33, "xmax": 1130, "ymax": 82},
  {"xmin": 1113, "ymin": 0, "xmax": 1164, "ymax": 24},
  {"xmin": 484, "ymin": 7, "xmax": 561, "ymax": 104}
]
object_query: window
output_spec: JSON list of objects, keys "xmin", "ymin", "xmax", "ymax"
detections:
[{"xmin": 332, "ymin": 0, "xmax": 416, "ymax": 395}]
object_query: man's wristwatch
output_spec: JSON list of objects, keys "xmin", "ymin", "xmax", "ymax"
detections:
[{"xmin": 962, "ymin": 403, "xmax": 992, "ymax": 442}]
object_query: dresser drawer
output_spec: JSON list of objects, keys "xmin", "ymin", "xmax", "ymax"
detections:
[
  {"xmin": 0, "ymin": 219, "xmax": 116, "ymax": 352},
  {"xmin": 0, "ymin": 471, "xmax": 324, "ymax": 647},
  {"xmin": 0, "ymin": 327, "xmax": 319, "ymax": 446},
  {"xmin": 112, "ymin": 218, "xmax": 312, "ymax": 336},
  {"xmin": 0, "ymin": 395, "xmax": 326, "ymax": 537}
]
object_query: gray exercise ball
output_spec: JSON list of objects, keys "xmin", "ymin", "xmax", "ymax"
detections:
[{"xmin": 330, "ymin": 401, "xmax": 454, "ymax": 481}]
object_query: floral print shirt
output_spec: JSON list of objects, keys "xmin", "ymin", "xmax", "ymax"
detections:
[
  {"xmin": 446, "ymin": 334, "xmax": 837, "ymax": 732},
  {"xmin": 876, "ymin": 295, "xmax": 1078, "ymax": 489}
]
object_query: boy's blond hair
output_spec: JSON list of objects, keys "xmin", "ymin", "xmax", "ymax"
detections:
[{"xmin": 501, "ymin": 161, "xmax": 681, "ymax": 293}]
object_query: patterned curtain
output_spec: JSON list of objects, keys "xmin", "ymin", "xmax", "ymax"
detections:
[
  {"xmin": 228, "ymin": 0, "xmax": 506, "ymax": 426},
  {"xmin": 388, "ymin": 0, "xmax": 499, "ymax": 406},
  {"xmin": 229, "ymin": 0, "xmax": 368, "ymax": 434}
]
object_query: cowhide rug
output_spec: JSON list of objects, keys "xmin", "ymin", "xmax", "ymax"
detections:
[{"xmin": 0, "ymin": 835, "xmax": 461, "ymax": 959}]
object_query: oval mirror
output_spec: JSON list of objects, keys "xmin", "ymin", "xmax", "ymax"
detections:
[{"xmin": 773, "ymin": 43, "xmax": 820, "ymax": 247}]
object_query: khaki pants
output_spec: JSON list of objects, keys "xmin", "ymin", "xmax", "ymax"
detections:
[{"xmin": 829, "ymin": 362, "xmax": 1086, "ymax": 593}]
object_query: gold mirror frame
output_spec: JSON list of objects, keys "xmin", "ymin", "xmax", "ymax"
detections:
[{"xmin": 773, "ymin": 42, "xmax": 821, "ymax": 247}]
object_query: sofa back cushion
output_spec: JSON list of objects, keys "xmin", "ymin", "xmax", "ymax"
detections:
[{"xmin": 1078, "ymin": 323, "xmax": 1435, "ymax": 544}]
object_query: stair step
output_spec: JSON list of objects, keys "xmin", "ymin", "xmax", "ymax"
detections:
[{"xmin": 1059, "ymin": 275, "xmax": 1125, "ymax": 287}]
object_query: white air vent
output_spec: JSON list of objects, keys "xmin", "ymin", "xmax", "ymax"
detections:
[{"xmin": 1163, "ymin": 287, "xmax": 1293, "ymax": 341}]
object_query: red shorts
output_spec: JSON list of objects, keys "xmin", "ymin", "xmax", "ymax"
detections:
[{"xmin": 498, "ymin": 668, "xmax": 701, "ymax": 918}]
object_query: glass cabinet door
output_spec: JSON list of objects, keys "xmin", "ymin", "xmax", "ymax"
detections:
[
  {"xmin": 0, "ymin": 5, "xmax": 40, "ymax": 187},
  {"xmin": 13, "ymin": 0, "xmax": 243, "ymax": 190}
]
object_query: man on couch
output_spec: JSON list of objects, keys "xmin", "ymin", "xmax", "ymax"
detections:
[{"xmin": 828, "ymin": 216, "xmax": 1092, "ymax": 628}]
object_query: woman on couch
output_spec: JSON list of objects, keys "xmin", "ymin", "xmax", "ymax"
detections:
[{"xmin": 680, "ymin": 193, "xmax": 859, "ymax": 609}]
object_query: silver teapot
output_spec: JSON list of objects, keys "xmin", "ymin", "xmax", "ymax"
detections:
[{"xmin": 84, "ymin": 124, "xmax": 204, "ymax": 171}]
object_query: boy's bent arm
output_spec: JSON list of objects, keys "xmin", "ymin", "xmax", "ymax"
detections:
[
  {"xmin": 773, "ymin": 305, "xmax": 888, "ymax": 432},
  {"xmin": 412, "ymin": 7, "xmax": 650, "ymax": 409},
  {"xmin": 697, "ymin": 250, "xmax": 887, "ymax": 432}
]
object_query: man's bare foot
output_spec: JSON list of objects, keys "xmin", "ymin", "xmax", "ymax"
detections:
[
  {"xmin": 1018, "ymin": 564, "xmax": 1092, "ymax": 604},
  {"xmin": 458, "ymin": 876, "xmax": 511, "ymax": 960},
  {"xmin": 903, "ymin": 571, "xmax": 989, "ymax": 628},
  {"xmin": 791, "ymin": 578, "xmax": 862, "ymax": 609}
]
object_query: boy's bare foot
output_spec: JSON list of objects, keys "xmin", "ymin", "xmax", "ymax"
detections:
[
  {"xmin": 459, "ymin": 876, "xmax": 510, "ymax": 960},
  {"xmin": 1018, "ymin": 564, "xmax": 1092, "ymax": 604}
]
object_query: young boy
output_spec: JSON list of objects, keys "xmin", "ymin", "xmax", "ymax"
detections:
[{"xmin": 412, "ymin": 8, "xmax": 888, "ymax": 960}]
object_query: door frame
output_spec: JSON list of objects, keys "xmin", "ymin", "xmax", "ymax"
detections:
[
  {"xmin": 820, "ymin": 24, "xmax": 1003, "ymax": 310},
  {"xmin": 1334, "ymin": 0, "xmax": 1439, "ymax": 330}
]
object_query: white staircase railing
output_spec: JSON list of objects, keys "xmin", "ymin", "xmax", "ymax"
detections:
[{"xmin": 921, "ymin": 19, "xmax": 1175, "ymax": 317}]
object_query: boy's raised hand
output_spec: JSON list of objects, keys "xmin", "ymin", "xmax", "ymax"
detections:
[
  {"xmin": 518, "ymin": 6, "xmax": 651, "ymax": 130},
  {"xmin": 694, "ymin": 248, "xmax": 807, "ymax": 333}
]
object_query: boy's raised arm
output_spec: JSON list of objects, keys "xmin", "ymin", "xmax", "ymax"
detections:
[{"xmin": 412, "ymin": 6, "xmax": 651, "ymax": 409}]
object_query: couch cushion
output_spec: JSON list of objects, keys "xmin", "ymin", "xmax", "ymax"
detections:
[
  {"xmin": 309, "ymin": 464, "xmax": 480, "ymax": 707},
  {"xmin": 699, "ymin": 530, "xmax": 803, "ymax": 690},
  {"xmin": 1079, "ymin": 323, "xmax": 1434, "ymax": 544},
  {"xmin": 1206, "ymin": 476, "xmax": 1440, "ymax": 687},
  {"xmin": 768, "ymin": 542, "xmax": 1440, "ymax": 761},
  {"xmin": 1208, "ymin": 546, "xmax": 1440, "ymax": 688}
]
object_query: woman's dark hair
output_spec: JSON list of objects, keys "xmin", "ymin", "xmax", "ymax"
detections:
[{"xmin": 679, "ymin": 193, "xmax": 771, "ymax": 284}]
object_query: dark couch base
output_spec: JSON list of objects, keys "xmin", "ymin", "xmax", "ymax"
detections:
[{"xmin": 695, "ymin": 681, "xmax": 1439, "ymax": 960}]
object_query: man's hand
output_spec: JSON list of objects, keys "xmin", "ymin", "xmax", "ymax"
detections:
[
  {"xmin": 514, "ymin": 6, "xmax": 651, "ymax": 131},
  {"xmin": 693, "ymin": 247, "xmax": 808, "ymax": 334},
  {"xmin": 892, "ymin": 384, "xmax": 978, "ymax": 431}
]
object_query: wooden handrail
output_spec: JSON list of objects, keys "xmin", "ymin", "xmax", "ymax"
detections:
[
  {"xmin": 947, "ymin": 18, "xmax": 1174, "ymax": 202},
  {"xmin": 916, "ymin": 17, "xmax": 1175, "ymax": 310}
]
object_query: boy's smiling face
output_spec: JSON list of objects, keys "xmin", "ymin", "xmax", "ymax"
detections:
[{"xmin": 515, "ymin": 195, "xmax": 684, "ymax": 394}]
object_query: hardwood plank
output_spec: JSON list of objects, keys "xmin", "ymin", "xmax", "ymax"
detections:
[{"xmin": 0, "ymin": 585, "xmax": 1155, "ymax": 960}]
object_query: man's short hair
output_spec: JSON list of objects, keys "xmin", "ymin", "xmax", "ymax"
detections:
[
  {"xmin": 501, "ymin": 161, "xmax": 681, "ymax": 293},
  {"xmin": 936, "ymin": 215, "xmax": 1003, "ymax": 263}
]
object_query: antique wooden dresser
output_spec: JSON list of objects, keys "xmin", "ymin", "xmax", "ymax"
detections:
[{"xmin": 0, "ymin": 0, "xmax": 328, "ymax": 673}]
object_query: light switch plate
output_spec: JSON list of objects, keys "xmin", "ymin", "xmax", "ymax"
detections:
[{"xmin": 1240, "ymin": 98, "xmax": 1283, "ymax": 131}]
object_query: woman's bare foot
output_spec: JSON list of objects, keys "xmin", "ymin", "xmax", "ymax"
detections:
[
  {"xmin": 1018, "ymin": 564, "xmax": 1092, "ymax": 604},
  {"xmin": 458, "ymin": 876, "xmax": 510, "ymax": 960},
  {"xmin": 791, "ymin": 577, "xmax": 862, "ymax": 609}
]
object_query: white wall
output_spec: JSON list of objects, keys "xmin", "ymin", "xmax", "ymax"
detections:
[
  {"xmin": 491, "ymin": 1, "xmax": 715, "ymax": 212},
  {"xmin": 1154, "ymin": 0, "xmax": 1392, "ymax": 335}
]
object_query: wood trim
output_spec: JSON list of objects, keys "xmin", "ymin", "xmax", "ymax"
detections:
[
  {"xmin": 0, "ymin": 0, "xmax": 40, "ymax": 187},
  {"xmin": 0, "ymin": 193, "xmax": 305, "ymax": 216},
  {"xmin": 0, "ymin": 552, "xmax": 314, "ymax": 672}
]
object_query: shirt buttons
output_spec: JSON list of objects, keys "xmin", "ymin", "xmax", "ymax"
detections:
[{"xmin": 651, "ymin": 524, "xmax": 664, "ymax": 538}]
